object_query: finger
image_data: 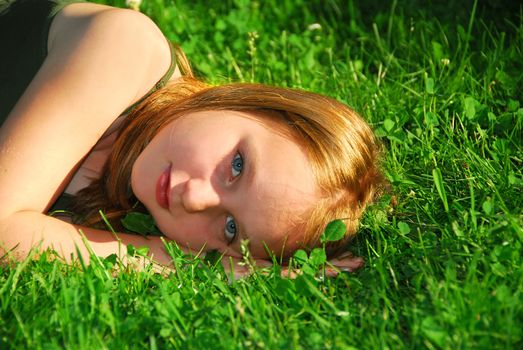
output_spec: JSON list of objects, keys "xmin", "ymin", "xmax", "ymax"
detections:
[
  {"xmin": 336, "ymin": 251, "xmax": 354, "ymax": 259},
  {"xmin": 328, "ymin": 256, "xmax": 365, "ymax": 272},
  {"xmin": 220, "ymin": 256, "xmax": 272, "ymax": 281},
  {"xmin": 279, "ymin": 266, "xmax": 300, "ymax": 279}
]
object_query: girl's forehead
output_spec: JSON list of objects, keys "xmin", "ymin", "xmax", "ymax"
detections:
[{"xmin": 180, "ymin": 109, "xmax": 298, "ymax": 139}]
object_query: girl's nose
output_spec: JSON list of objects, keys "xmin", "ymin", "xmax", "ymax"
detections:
[{"xmin": 181, "ymin": 178, "xmax": 221, "ymax": 213}]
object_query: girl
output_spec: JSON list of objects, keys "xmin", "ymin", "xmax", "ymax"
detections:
[{"xmin": 0, "ymin": 0, "xmax": 383, "ymax": 273}]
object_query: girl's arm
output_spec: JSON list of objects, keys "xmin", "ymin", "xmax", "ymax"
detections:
[
  {"xmin": 0, "ymin": 211, "xmax": 173, "ymax": 265},
  {"xmin": 0, "ymin": 4, "xmax": 174, "ymax": 263}
]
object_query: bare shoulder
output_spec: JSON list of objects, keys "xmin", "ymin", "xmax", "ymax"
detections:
[
  {"xmin": 0, "ymin": 4, "xmax": 173, "ymax": 218},
  {"xmin": 49, "ymin": 2, "xmax": 173, "ymax": 102}
]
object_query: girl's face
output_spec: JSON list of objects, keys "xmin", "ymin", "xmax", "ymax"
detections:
[{"xmin": 131, "ymin": 110, "xmax": 318, "ymax": 258}]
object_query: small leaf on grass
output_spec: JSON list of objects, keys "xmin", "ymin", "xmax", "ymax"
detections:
[
  {"xmin": 482, "ymin": 200, "xmax": 492, "ymax": 215},
  {"xmin": 421, "ymin": 317, "xmax": 447, "ymax": 348},
  {"xmin": 103, "ymin": 254, "xmax": 117, "ymax": 268},
  {"xmin": 451, "ymin": 221, "xmax": 463, "ymax": 237},
  {"xmin": 295, "ymin": 275, "xmax": 313, "ymax": 296},
  {"xmin": 387, "ymin": 130, "xmax": 407, "ymax": 144},
  {"xmin": 274, "ymin": 279, "xmax": 295, "ymax": 300},
  {"xmin": 494, "ymin": 284, "xmax": 512, "ymax": 304},
  {"xmin": 491, "ymin": 262, "xmax": 507, "ymax": 277},
  {"xmin": 508, "ymin": 172, "xmax": 519, "ymax": 185},
  {"xmin": 507, "ymin": 99, "xmax": 520, "ymax": 112},
  {"xmin": 127, "ymin": 244, "xmax": 135, "ymax": 256},
  {"xmin": 398, "ymin": 221, "xmax": 411, "ymax": 235},
  {"xmin": 301, "ymin": 264, "xmax": 317, "ymax": 276},
  {"xmin": 309, "ymin": 248, "xmax": 327, "ymax": 267},
  {"xmin": 431, "ymin": 41, "xmax": 443, "ymax": 61},
  {"xmin": 293, "ymin": 249, "xmax": 308, "ymax": 264},
  {"xmin": 321, "ymin": 219, "xmax": 347, "ymax": 243},
  {"xmin": 374, "ymin": 126, "xmax": 387, "ymax": 138},
  {"xmin": 135, "ymin": 246, "xmax": 150, "ymax": 257},
  {"xmin": 425, "ymin": 111, "xmax": 439, "ymax": 126},
  {"xmin": 126, "ymin": 244, "xmax": 149, "ymax": 257},
  {"xmin": 432, "ymin": 168, "xmax": 449, "ymax": 212},
  {"xmin": 464, "ymin": 97, "xmax": 477, "ymax": 120},
  {"xmin": 383, "ymin": 119, "xmax": 395, "ymax": 133},
  {"xmin": 159, "ymin": 328, "xmax": 171, "ymax": 338},
  {"xmin": 425, "ymin": 77, "xmax": 434, "ymax": 94},
  {"xmin": 121, "ymin": 212, "xmax": 162, "ymax": 236}
]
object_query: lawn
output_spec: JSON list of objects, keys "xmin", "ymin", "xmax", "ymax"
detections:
[{"xmin": 1, "ymin": 0, "xmax": 522, "ymax": 348}]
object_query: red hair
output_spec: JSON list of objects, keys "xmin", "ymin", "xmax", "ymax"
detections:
[{"xmin": 73, "ymin": 48, "xmax": 384, "ymax": 258}]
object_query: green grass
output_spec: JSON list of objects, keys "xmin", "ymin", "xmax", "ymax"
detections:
[{"xmin": 1, "ymin": 0, "xmax": 522, "ymax": 348}]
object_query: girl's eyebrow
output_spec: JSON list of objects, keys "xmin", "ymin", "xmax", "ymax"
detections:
[{"xmin": 243, "ymin": 139, "xmax": 257, "ymax": 197}]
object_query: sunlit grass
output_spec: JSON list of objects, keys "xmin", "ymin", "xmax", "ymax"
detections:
[{"xmin": 1, "ymin": 0, "xmax": 522, "ymax": 348}]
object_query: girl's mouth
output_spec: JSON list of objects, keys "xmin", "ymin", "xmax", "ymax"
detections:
[{"xmin": 156, "ymin": 164, "xmax": 171, "ymax": 209}]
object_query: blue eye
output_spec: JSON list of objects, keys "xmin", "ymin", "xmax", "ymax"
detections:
[
  {"xmin": 231, "ymin": 152, "xmax": 243, "ymax": 177},
  {"xmin": 225, "ymin": 215, "xmax": 237, "ymax": 242}
]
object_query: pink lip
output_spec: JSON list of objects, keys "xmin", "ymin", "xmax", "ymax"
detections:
[{"xmin": 156, "ymin": 164, "xmax": 171, "ymax": 209}]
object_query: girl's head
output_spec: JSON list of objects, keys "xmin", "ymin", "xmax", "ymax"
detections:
[
  {"xmin": 75, "ymin": 49, "xmax": 384, "ymax": 258},
  {"xmin": 79, "ymin": 78, "xmax": 384, "ymax": 259}
]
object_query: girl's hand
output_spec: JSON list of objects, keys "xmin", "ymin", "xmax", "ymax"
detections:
[
  {"xmin": 326, "ymin": 251, "xmax": 366, "ymax": 275},
  {"xmin": 220, "ymin": 252, "xmax": 364, "ymax": 280}
]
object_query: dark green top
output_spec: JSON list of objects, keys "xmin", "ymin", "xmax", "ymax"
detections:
[
  {"xmin": 1, "ymin": 0, "xmax": 77, "ymax": 119},
  {"xmin": 0, "ymin": 0, "xmax": 177, "ymax": 212}
]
